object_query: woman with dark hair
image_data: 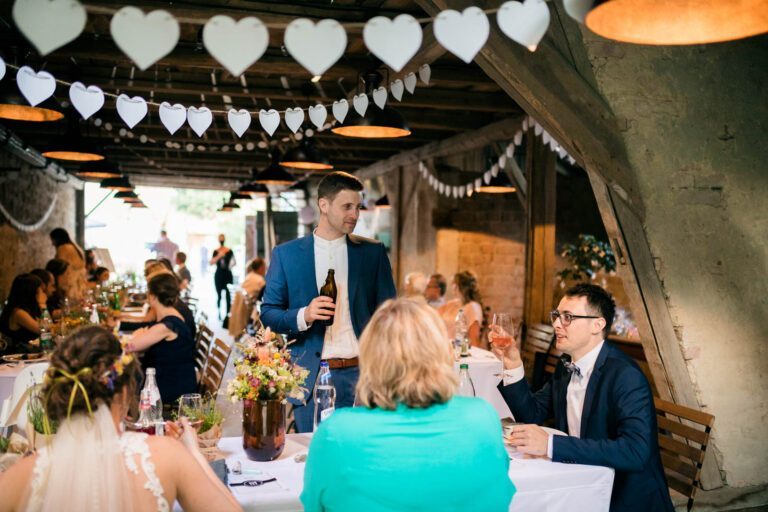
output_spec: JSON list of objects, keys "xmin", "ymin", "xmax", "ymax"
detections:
[
  {"xmin": 49, "ymin": 227, "xmax": 86, "ymax": 301},
  {"xmin": 0, "ymin": 325, "xmax": 242, "ymax": 511},
  {"xmin": 44, "ymin": 258, "xmax": 69, "ymax": 315},
  {"xmin": 87, "ymin": 266, "xmax": 110, "ymax": 288},
  {"xmin": 84, "ymin": 248, "xmax": 98, "ymax": 278},
  {"xmin": 0, "ymin": 273, "xmax": 45, "ymax": 353},
  {"xmin": 438, "ymin": 270, "xmax": 485, "ymax": 348},
  {"xmin": 127, "ymin": 273, "xmax": 197, "ymax": 405}
]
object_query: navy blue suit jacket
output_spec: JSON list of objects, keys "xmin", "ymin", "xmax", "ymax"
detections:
[
  {"xmin": 498, "ymin": 342, "xmax": 674, "ymax": 512},
  {"xmin": 261, "ymin": 234, "xmax": 396, "ymax": 403}
]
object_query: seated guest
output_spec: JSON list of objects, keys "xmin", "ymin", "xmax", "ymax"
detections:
[
  {"xmin": 494, "ymin": 284, "xmax": 674, "ymax": 512},
  {"xmin": 425, "ymin": 273, "xmax": 447, "ymax": 308},
  {"xmin": 0, "ymin": 325, "xmax": 242, "ymax": 512},
  {"xmin": 127, "ymin": 273, "xmax": 197, "ymax": 405},
  {"xmin": 175, "ymin": 251, "xmax": 192, "ymax": 291},
  {"xmin": 87, "ymin": 266, "xmax": 110, "ymax": 288},
  {"xmin": 402, "ymin": 271, "xmax": 428, "ymax": 301},
  {"xmin": 85, "ymin": 248, "xmax": 99, "ymax": 279},
  {"xmin": 240, "ymin": 257, "xmax": 266, "ymax": 301},
  {"xmin": 0, "ymin": 274, "xmax": 45, "ymax": 353},
  {"xmin": 44, "ymin": 258, "xmax": 70, "ymax": 316},
  {"xmin": 438, "ymin": 271, "xmax": 484, "ymax": 347},
  {"xmin": 301, "ymin": 298, "xmax": 516, "ymax": 511},
  {"xmin": 30, "ymin": 268, "xmax": 57, "ymax": 314}
]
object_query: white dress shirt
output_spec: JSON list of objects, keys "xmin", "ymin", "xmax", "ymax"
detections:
[
  {"xmin": 296, "ymin": 234, "xmax": 359, "ymax": 359},
  {"xmin": 502, "ymin": 340, "xmax": 605, "ymax": 458}
]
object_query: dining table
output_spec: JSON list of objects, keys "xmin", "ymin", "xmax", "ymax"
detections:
[{"xmin": 456, "ymin": 346, "xmax": 513, "ymax": 419}]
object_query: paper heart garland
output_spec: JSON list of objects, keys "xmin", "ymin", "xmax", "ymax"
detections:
[
  {"xmin": 159, "ymin": 102, "xmax": 186, "ymax": 134},
  {"xmin": 434, "ymin": 7, "xmax": 489, "ymax": 63},
  {"xmin": 16, "ymin": 66, "xmax": 56, "ymax": 106},
  {"xmin": 497, "ymin": 0, "xmax": 550, "ymax": 52},
  {"xmin": 284, "ymin": 107, "xmax": 305, "ymax": 133},
  {"xmin": 514, "ymin": 130, "xmax": 523, "ymax": 146},
  {"xmin": 332, "ymin": 99, "xmax": 349, "ymax": 123},
  {"xmin": 506, "ymin": 143, "xmax": 515, "ymax": 158},
  {"xmin": 390, "ymin": 80, "xmax": 404, "ymax": 101},
  {"xmin": 353, "ymin": 94, "xmax": 369, "ymax": 117},
  {"xmin": 259, "ymin": 109, "xmax": 280, "ymax": 136},
  {"xmin": 188, "ymin": 106, "xmax": 213, "ymax": 137},
  {"xmin": 363, "ymin": 14, "xmax": 422, "ymax": 73},
  {"xmin": 203, "ymin": 15, "xmax": 268, "ymax": 77},
  {"xmin": 116, "ymin": 94, "xmax": 148, "ymax": 128},
  {"xmin": 419, "ymin": 64, "xmax": 431, "ymax": 85},
  {"xmin": 110, "ymin": 7, "xmax": 180, "ymax": 71},
  {"xmin": 404, "ymin": 73, "xmax": 417, "ymax": 94},
  {"xmin": 373, "ymin": 87, "xmax": 387, "ymax": 109},
  {"xmin": 13, "ymin": 0, "xmax": 87, "ymax": 56},
  {"xmin": 308, "ymin": 104, "xmax": 327, "ymax": 129},
  {"xmin": 69, "ymin": 82, "xmax": 104, "ymax": 120},
  {"xmin": 284, "ymin": 18, "xmax": 347, "ymax": 77},
  {"xmin": 228, "ymin": 109, "xmax": 251, "ymax": 137}
]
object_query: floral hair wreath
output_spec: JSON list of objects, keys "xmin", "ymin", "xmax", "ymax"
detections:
[{"xmin": 99, "ymin": 341, "xmax": 135, "ymax": 392}]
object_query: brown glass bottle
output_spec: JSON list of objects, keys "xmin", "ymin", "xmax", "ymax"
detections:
[{"xmin": 319, "ymin": 269, "xmax": 337, "ymax": 327}]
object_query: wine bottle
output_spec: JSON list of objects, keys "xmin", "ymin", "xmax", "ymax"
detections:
[{"xmin": 319, "ymin": 269, "xmax": 337, "ymax": 327}]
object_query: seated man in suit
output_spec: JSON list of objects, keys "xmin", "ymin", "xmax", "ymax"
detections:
[
  {"xmin": 261, "ymin": 171, "xmax": 397, "ymax": 433},
  {"xmin": 494, "ymin": 284, "xmax": 674, "ymax": 512}
]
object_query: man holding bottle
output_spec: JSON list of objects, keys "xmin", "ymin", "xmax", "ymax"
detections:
[{"xmin": 261, "ymin": 172, "xmax": 397, "ymax": 432}]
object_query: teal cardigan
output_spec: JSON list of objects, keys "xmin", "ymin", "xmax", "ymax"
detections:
[{"xmin": 301, "ymin": 396, "xmax": 516, "ymax": 511}]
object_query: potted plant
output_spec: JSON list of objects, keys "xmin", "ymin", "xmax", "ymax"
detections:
[
  {"xmin": 557, "ymin": 234, "xmax": 617, "ymax": 284},
  {"xmin": 176, "ymin": 394, "xmax": 225, "ymax": 461},
  {"xmin": 226, "ymin": 327, "xmax": 308, "ymax": 461}
]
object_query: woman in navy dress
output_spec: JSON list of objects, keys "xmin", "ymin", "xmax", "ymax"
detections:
[{"xmin": 128, "ymin": 272, "xmax": 196, "ymax": 405}]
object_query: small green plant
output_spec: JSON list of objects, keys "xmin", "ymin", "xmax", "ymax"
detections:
[
  {"xmin": 558, "ymin": 234, "xmax": 617, "ymax": 282},
  {"xmin": 0, "ymin": 435, "xmax": 9, "ymax": 453},
  {"xmin": 173, "ymin": 394, "xmax": 223, "ymax": 435},
  {"xmin": 27, "ymin": 389, "xmax": 57, "ymax": 435}
]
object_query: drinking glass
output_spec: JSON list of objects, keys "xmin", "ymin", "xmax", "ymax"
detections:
[
  {"xmin": 490, "ymin": 313, "xmax": 516, "ymax": 349},
  {"xmin": 177, "ymin": 393, "xmax": 204, "ymax": 431}
]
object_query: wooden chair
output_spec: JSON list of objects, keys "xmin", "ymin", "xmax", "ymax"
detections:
[
  {"xmin": 199, "ymin": 337, "xmax": 233, "ymax": 396},
  {"xmin": 655, "ymin": 398, "xmax": 715, "ymax": 511},
  {"xmin": 521, "ymin": 323, "xmax": 555, "ymax": 388},
  {"xmin": 543, "ymin": 343, "xmax": 563, "ymax": 376},
  {"xmin": 194, "ymin": 324, "xmax": 214, "ymax": 383}
]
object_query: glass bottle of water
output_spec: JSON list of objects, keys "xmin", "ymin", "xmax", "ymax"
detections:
[
  {"xmin": 457, "ymin": 363, "xmax": 476, "ymax": 397},
  {"xmin": 142, "ymin": 368, "xmax": 163, "ymax": 423},
  {"xmin": 40, "ymin": 308, "xmax": 53, "ymax": 351},
  {"xmin": 313, "ymin": 362, "xmax": 336, "ymax": 430},
  {"xmin": 455, "ymin": 308, "xmax": 470, "ymax": 357},
  {"xmin": 89, "ymin": 304, "xmax": 100, "ymax": 325}
]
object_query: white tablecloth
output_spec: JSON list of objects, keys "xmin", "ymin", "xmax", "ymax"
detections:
[
  {"xmin": 213, "ymin": 434, "xmax": 614, "ymax": 512},
  {"xmin": 0, "ymin": 364, "xmax": 23, "ymax": 405},
  {"xmin": 456, "ymin": 346, "xmax": 513, "ymax": 419}
]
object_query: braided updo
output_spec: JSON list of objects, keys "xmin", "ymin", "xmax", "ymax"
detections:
[
  {"xmin": 42, "ymin": 326, "xmax": 139, "ymax": 422},
  {"xmin": 454, "ymin": 270, "xmax": 482, "ymax": 305}
]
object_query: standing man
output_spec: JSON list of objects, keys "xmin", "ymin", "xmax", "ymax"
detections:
[
  {"xmin": 175, "ymin": 252, "xmax": 192, "ymax": 291},
  {"xmin": 425, "ymin": 273, "xmax": 447, "ymax": 308},
  {"xmin": 152, "ymin": 230, "xmax": 179, "ymax": 262},
  {"xmin": 493, "ymin": 284, "xmax": 674, "ymax": 512},
  {"xmin": 209, "ymin": 234, "xmax": 234, "ymax": 324},
  {"xmin": 261, "ymin": 172, "xmax": 396, "ymax": 432}
]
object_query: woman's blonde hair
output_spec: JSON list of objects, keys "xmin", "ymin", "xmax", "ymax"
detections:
[{"xmin": 356, "ymin": 298, "xmax": 458, "ymax": 410}]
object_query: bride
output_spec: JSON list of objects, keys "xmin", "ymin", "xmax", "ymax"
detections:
[{"xmin": 0, "ymin": 326, "xmax": 241, "ymax": 512}]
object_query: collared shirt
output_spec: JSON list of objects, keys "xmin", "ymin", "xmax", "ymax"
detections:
[
  {"xmin": 502, "ymin": 340, "xmax": 605, "ymax": 458},
  {"xmin": 153, "ymin": 238, "xmax": 179, "ymax": 261},
  {"xmin": 296, "ymin": 234, "xmax": 359, "ymax": 359}
]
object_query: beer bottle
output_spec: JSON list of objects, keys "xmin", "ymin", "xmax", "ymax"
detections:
[{"xmin": 319, "ymin": 269, "xmax": 337, "ymax": 327}]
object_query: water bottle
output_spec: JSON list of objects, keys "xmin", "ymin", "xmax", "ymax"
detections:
[
  {"xmin": 313, "ymin": 362, "xmax": 336, "ymax": 430},
  {"xmin": 457, "ymin": 363, "xmax": 476, "ymax": 397},
  {"xmin": 142, "ymin": 368, "xmax": 163, "ymax": 423},
  {"xmin": 89, "ymin": 304, "xmax": 100, "ymax": 325},
  {"xmin": 40, "ymin": 308, "xmax": 53, "ymax": 351},
  {"xmin": 455, "ymin": 308, "xmax": 469, "ymax": 357}
]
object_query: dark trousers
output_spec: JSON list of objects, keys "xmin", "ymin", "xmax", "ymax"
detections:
[
  {"xmin": 294, "ymin": 365, "xmax": 359, "ymax": 433},
  {"xmin": 214, "ymin": 271, "xmax": 232, "ymax": 319}
]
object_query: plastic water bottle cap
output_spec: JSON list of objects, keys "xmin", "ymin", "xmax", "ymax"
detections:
[{"xmin": 460, "ymin": 364, "xmax": 469, "ymax": 370}]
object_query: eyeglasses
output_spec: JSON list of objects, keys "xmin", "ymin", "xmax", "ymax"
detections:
[{"xmin": 549, "ymin": 310, "xmax": 601, "ymax": 327}]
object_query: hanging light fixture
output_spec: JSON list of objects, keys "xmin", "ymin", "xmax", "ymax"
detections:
[
  {"xmin": 238, "ymin": 181, "xmax": 269, "ymax": 197},
  {"xmin": 253, "ymin": 150, "xmax": 297, "ymax": 186},
  {"xmin": 76, "ymin": 160, "xmax": 122, "ymax": 179},
  {"xmin": 281, "ymin": 138, "xmax": 333, "ymax": 170},
  {"xmin": 375, "ymin": 195, "xmax": 391, "ymax": 209},
  {"xmin": 130, "ymin": 202, "xmax": 148, "ymax": 209},
  {"xmin": 581, "ymin": 0, "xmax": 768, "ymax": 45},
  {"xmin": 41, "ymin": 118, "xmax": 105, "ymax": 162},
  {"xmin": 114, "ymin": 190, "xmax": 139, "ymax": 200},
  {"xmin": 100, "ymin": 176, "xmax": 133, "ymax": 192},
  {"xmin": 476, "ymin": 171, "xmax": 517, "ymax": 194},
  {"xmin": 0, "ymin": 84, "xmax": 64, "ymax": 122},
  {"xmin": 332, "ymin": 71, "xmax": 410, "ymax": 139},
  {"xmin": 230, "ymin": 191, "xmax": 252, "ymax": 201}
]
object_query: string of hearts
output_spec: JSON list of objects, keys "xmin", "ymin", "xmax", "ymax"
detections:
[
  {"xmin": 2, "ymin": 60, "xmax": 430, "ymax": 138},
  {"xmin": 418, "ymin": 116, "xmax": 576, "ymax": 199},
  {"xmin": 12, "ymin": 0, "xmax": 555, "ymax": 78}
]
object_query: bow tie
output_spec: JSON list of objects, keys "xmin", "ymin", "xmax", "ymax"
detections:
[{"xmin": 561, "ymin": 357, "xmax": 582, "ymax": 377}]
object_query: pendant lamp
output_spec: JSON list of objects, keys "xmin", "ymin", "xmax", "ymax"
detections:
[
  {"xmin": 100, "ymin": 176, "xmax": 133, "ymax": 192},
  {"xmin": 374, "ymin": 195, "xmax": 391, "ymax": 209},
  {"xmin": 42, "ymin": 119, "xmax": 104, "ymax": 162},
  {"xmin": 281, "ymin": 138, "xmax": 333, "ymax": 170},
  {"xmin": 253, "ymin": 150, "xmax": 297, "ymax": 186},
  {"xmin": 0, "ymin": 84, "xmax": 64, "ymax": 122},
  {"xmin": 76, "ymin": 160, "xmax": 121, "ymax": 179},
  {"xmin": 230, "ymin": 192, "xmax": 252, "ymax": 201},
  {"xmin": 332, "ymin": 71, "xmax": 411, "ymax": 139},
  {"xmin": 476, "ymin": 171, "xmax": 517, "ymax": 194},
  {"xmin": 114, "ymin": 191, "xmax": 140, "ymax": 202},
  {"xmin": 239, "ymin": 181, "xmax": 269, "ymax": 197}
]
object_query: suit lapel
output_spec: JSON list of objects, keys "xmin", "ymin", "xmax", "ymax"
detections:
[
  {"xmin": 299, "ymin": 235, "xmax": 318, "ymax": 298},
  {"xmin": 346, "ymin": 235, "xmax": 360, "ymax": 309},
  {"xmin": 555, "ymin": 364, "xmax": 571, "ymax": 433},
  {"xmin": 580, "ymin": 342, "xmax": 610, "ymax": 436}
]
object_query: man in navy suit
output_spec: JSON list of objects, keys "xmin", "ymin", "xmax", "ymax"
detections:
[
  {"xmin": 494, "ymin": 284, "xmax": 674, "ymax": 511},
  {"xmin": 261, "ymin": 172, "xmax": 396, "ymax": 432}
]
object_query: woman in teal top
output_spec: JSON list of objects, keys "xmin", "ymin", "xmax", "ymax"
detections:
[{"xmin": 301, "ymin": 298, "xmax": 516, "ymax": 512}]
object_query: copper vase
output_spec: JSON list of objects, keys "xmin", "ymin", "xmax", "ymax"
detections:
[{"xmin": 242, "ymin": 399, "xmax": 286, "ymax": 461}]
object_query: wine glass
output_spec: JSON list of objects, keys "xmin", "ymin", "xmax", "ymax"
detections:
[
  {"xmin": 490, "ymin": 313, "xmax": 516, "ymax": 349},
  {"xmin": 177, "ymin": 393, "xmax": 204, "ymax": 431}
]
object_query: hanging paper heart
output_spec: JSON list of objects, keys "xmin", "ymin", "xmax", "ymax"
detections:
[
  {"xmin": 542, "ymin": 130, "xmax": 551, "ymax": 145},
  {"xmin": 497, "ymin": 0, "xmax": 550, "ymax": 52},
  {"xmin": 506, "ymin": 143, "xmax": 515, "ymax": 158},
  {"xmin": 453, "ymin": 186, "xmax": 459, "ymax": 199},
  {"xmin": 404, "ymin": 73, "xmax": 417, "ymax": 94},
  {"xmin": 110, "ymin": 7, "xmax": 180, "ymax": 71},
  {"xmin": 567, "ymin": 155, "xmax": 576, "ymax": 165},
  {"xmin": 438, "ymin": 182, "xmax": 445, "ymax": 194},
  {"xmin": 116, "ymin": 94, "xmax": 148, "ymax": 128},
  {"xmin": 484, "ymin": 171, "xmax": 492, "ymax": 184},
  {"xmin": 353, "ymin": 94, "xmax": 369, "ymax": 117},
  {"xmin": 332, "ymin": 99, "xmax": 348, "ymax": 123},
  {"xmin": 491, "ymin": 164, "xmax": 500, "ymax": 177},
  {"xmin": 434, "ymin": 7, "xmax": 489, "ymax": 64},
  {"xmin": 159, "ymin": 102, "xmax": 186, "ymax": 134},
  {"xmin": 16, "ymin": 66, "xmax": 56, "ymax": 106},
  {"xmin": 363, "ymin": 14, "xmax": 422, "ymax": 73},
  {"xmin": 390, "ymin": 80, "xmax": 404, "ymax": 101},
  {"xmin": 0, "ymin": 57, "xmax": 5, "ymax": 81},
  {"xmin": 522, "ymin": 117, "xmax": 530, "ymax": 130},
  {"xmin": 259, "ymin": 109, "xmax": 280, "ymax": 136},
  {"xmin": 68, "ymin": 82, "xmax": 104, "ymax": 120},
  {"xmin": 563, "ymin": 0, "xmax": 593, "ymax": 23},
  {"xmin": 499, "ymin": 154, "xmax": 507, "ymax": 168},
  {"xmin": 284, "ymin": 18, "xmax": 347, "ymax": 77},
  {"xmin": 514, "ymin": 130, "xmax": 523, "ymax": 145},
  {"xmin": 308, "ymin": 104, "xmax": 327, "ymax": 129},
  {"xmin": 419, "ymin": 64, "xmax": 431, "ymax": 85},
  {"xmin": 203, "ymin": 16, "xmax": 268, "ymax": 77},
  {"xmin": 284, "ymin": 107, "xmax": 305, "ymax": 133},
  {"xmin": 373, "ymin": 87, "xmax": 387, "ymax": 109},
  {"xmin": 467, "ymin": 183, "xmax": 473, "ymax": 195},
  {"xmin": 534, "ymin": 122, "xmax": 543, "ymax": 136},
  {"xmin": 475, "ymin": 177, "xmax": 482, "ymax": 190},
  {"xmin": 13, "ymin": 0, "xmax": 87, "ymax": 56},
  {"xmin": 187, "ymin": 106, "xmax": 213, "ymax": 137},
  {"xmin": 227, "ymin": 108, "xmax": 251, "ymax": 138}
]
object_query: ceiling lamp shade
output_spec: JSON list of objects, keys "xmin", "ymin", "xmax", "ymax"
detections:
[
  {"xmin": 130, "ymin": 202, "xmax": 148, "ymax": 208},
  {"xmin": 100, "ymin": 176, "xmax": 133, "ymax": 192},
  {"xmin": 583, "ymin": 0, "xmax": 768, "ymax": 45},
  {"xmin": 230, "ymin": 192, "xmax": 252, "ymax": 201},
  {"xmin": 76, "ymin": 160, "xmax": 122, "ymax": 179},
  {"xmin": 254, "ymin": 150, "xmax": 297, "ymax": 186},
  {"xmin": 374, "ymin": 195, "xmax": 391, "ymax": 209},
  {"xmin": 114, "ymin": 190, "xmax": 139, "ymax": 200},
  {"xmin": 239, "ymin": 181, "xmax": 269, "ymax": 197},
  {"xmin": 476, "ymin": 171, "xmax": 517, "ymax": 194},
  {"xmin": 332, "ymin": 105, "xmax": 411, "ymax": 139},
  {"xmin": 218, "ymin": 200, "xmax": 239, "ymax": 212},
  {"xmin": 0, "ymin": 85, "xmax": 64, "ymax": 122},
  {"xmin": 281, "ymin": 138, "xmax": 333, "ymax": 170},
  {"xmin": 41, "ymin": 123, "xmax": 105, "ymax": 162}
]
